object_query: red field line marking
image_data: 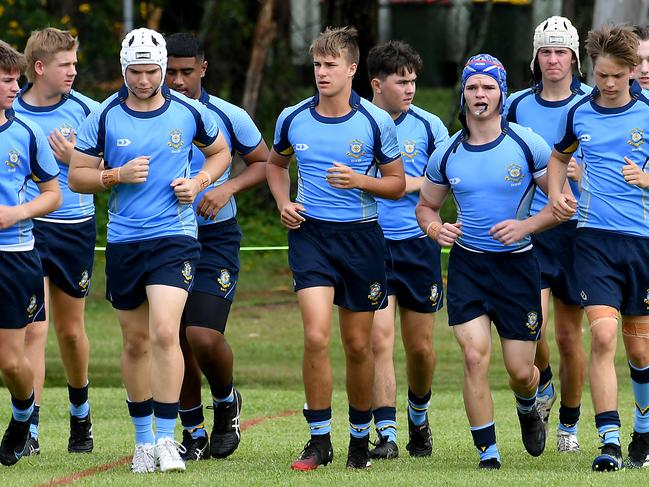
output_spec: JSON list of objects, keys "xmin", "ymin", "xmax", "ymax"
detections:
[{"xmin": 38, "ymin": 409, "xmax": 299, "ymax": 486}]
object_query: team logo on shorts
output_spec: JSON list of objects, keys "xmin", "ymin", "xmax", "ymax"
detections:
[
  {"xmin": 368, "ymin": 282, "xmax": 383, "ymax": 304},
  {"xmin": 525, "ymin": 311, "xmax": 539, "ymax": 334},
  {"xmin": 181, "ymin": 261, "xmax": 193, "ymax": 284},
  {"xmin": 429, "ymin": 284, "xmax": 439, "ymax": 305},
  {"xmin": 580, "ymin": 290, "xmax": 588, "ymax": 301},
  {"xmin": 5, "ymin": 149, "xmax": 20, "ymax": 170},
  {"xmin": 217, "ymin": 269, "xmax": 232, "ymax": 291},
  {"xmin": 628, "ymin": 128, "xmax": 645, "ymax": 148},
  {"xmin": 26, "ymin": 295, "xmax": 37, "ymax": 318},
  {"xmin": 78, "ymin": 270, "xmax": 90, "ymax": 291},
  {"xmin": 505, "ymin": 163, "xmax": 524, "ymax": 184},
  {"xmin": 402, "ymin": 140, "xmax": 418, "ymax": 159},
  {"xmin": 643, "ymin": 288, "xmax": 649, "ymax": 309},
  {"xmin": 59, "ymin": 123, "xmax": 74, "ymax": 139},
  {"xmin": 168, "ymin": 129, "xmax": 184, "ymax": 151},
  {"xmin": 346, "ymin": 139, "xmax": 366, "ymax": 159}
]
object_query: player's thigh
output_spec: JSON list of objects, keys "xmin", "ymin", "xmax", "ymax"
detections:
[
  {"xmin": 400, "ymin": 307, "xmax": 435, "ymax": 353},
  {"xmin": 298, "ymin": 286, "xmax": 335, "ymax": 347},
  {"xmin": 371, "ymin": 295, "xmax": 397, "ymax": 350}
]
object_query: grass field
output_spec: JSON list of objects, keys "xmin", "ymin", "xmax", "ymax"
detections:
[{"xmin": 1, "ymin": 250, "xmax": 646, "ymax": 486}]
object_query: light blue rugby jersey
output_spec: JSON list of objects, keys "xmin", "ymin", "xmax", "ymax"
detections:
[
  {"xmin": 14, "ymin": 87, "xmax": 99, "ymax": 220},
  {"xmin": 75, "ymin": 85, "xmax": 218, "ymax": 243},
  {"xmin": 273, "ymin": 90, "xmax": 401, "ymax": 223},
  {"xmin": 555, "ymin": 81, "xmax": 649, "ymax": 237},
  {"xmin": 426, "ymin": 120, "xmax": 551, "ymax": 252},
  {"xmin": 190, "ymin": 89, "xmax": 262, "ymax": 226},
  {"xmin": 376, "ymin": 105, "xmax": 449, "ymax": 240},
  {"xmin": 0, "ymin": 109, "xmax": 59, "ymax": 250},
  {"xmin": 505, "ymin": 76, "xmax": 591, "ymax": 215}
]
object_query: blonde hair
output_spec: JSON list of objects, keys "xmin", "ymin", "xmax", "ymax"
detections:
[
  {"xmin": 309, "ymin": 26, "xmax": 359, "ymax": 65},
  {"xmin": 586, "ymin": 24, "xmax": 639, "ymax": 67},
  {"xmin": 24, "ymin": 28, "xmax": 78, "ymax": 82}
]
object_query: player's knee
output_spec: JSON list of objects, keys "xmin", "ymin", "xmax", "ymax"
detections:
[
  {"xmin": 123, "ymin": 337, "xmax": 149, "ymax": 358},
  {"xmin": 462, "ymin": 346, "xmax": 489, "ymax": 375},
  {"xmin": 370, "ymin": 330, "xmax": 393, "ymax": 357},
  {"xmin": 303, "ymin": 327, "xmax": 330, "ymax": 354},
  {"xmin": 508, "ymin": 365, "xmax": 536, "ymax": 387},
  {"xmin": 405, "ymin": 340, "xmax": 433, "ymax": 364},
  {"xmin": 186, "ymin": 327, "xmax": 225, "ymax": 355},
  {"xmin": 55, "ymin": 325, "xmax": 87, "ymax": 348},
  {"xmin": 555, "ymin": 323, "xmax": 582, "ymax": 354},
  {"xmin": 343, "ymin": 336, "xmax": 372, "ymax": 362},
  {"xmin": 623, "ymin": 317, "xmax": 649, "ymax": 366},
  {"xmin": 150, "ymin": 326, "xmax": 179, "ymax": 351}
]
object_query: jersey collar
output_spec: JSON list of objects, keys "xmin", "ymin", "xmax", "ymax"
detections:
[
  {"xmin": 589, "ymin": 79, "xmax": 641, "ymax": 114},
  {"xmin": 118, "ymin": 83, "xmax": 171, "ymax": 119},
  {"xmin": 309, "ymin": 89, "xmax": 360, "ymax": 124}
]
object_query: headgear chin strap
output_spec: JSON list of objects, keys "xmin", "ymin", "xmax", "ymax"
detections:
[
  {"xmin": 120, "ymin": 28, "xmax": 167, "ymax": 98},
  {"xmin": 460, "ymin": 53, "xmax": 508, "ymax": 115}
]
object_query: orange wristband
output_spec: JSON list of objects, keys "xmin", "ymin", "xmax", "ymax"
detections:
[
  {"xmin": 100, "ymin": 168, "xmax": 120, "ymax": 188},
  {"xmin": 425, "ymin": 221, "xmax": 442, "ymax": 240}
]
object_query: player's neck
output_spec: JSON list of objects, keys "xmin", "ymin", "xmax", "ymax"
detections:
[
  {"xmin": 22, "ymin": 81, "xmax": 64, "ymax": 107},
  {"xmin": 596, "ymin": 90, "xmax": 632, "ymax": 109},
  {"xmin": 126, "ymin": 90, "xmax": 165, "ymax": 112},
  {"xmin": 466, "ymin": 114, "xmax": 502, "ymax": 145},
  {"xmin": 371, "ymin": 95, "xmax": 402, "ymax": 120},
  {"xmin": 540, "ymin": 75, "xmax": 573, "ymax": 101},
  {"xmin": 315, "ymin": 86, "xmax": 353, "ymax": 117},
  {"xmin": 0, "ymin": 109, "xmax": 7, "ymax": 125}
]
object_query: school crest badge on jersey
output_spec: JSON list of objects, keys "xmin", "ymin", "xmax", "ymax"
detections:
[
  {"xmin": 218, "ymin": 269, "xmax": 232, "ymax": 291},
  {"xmin": 368, "ymin": 282, "xmax": 383, "ymax": 305},
  {"xmin": 505, "ymin": 163, "xmax": 524, "ymax": 184},
  {"xmin": 26, "ymin": 294, "xmax": 37, "ymax": 318},
  {"xmin": 429, "ymin": 284, "xmax": 439, "ymax": 306},
  {"xmin": 181, "ymin": 261, "xmax": 193, "ymax": 284},
  {"xmin": 59, "ymin": 123, "xmax": 74, "ymax": 139},
  {"xmin": 5, "ymin": 149, "xmax": 20, "ymax": 170},
  {"xmin": 628, "ymin": 128, "xmax": 645, "ymax": 148},
  {"xmin": 168, "ymin": 129, "xmax": 184, "ymax": 151},
  {"xmin": 347, "ymin": 139, "xmax": 366, "ymax": 159},
  {"xmin": 78, "ymin": 270, "xmax": 90, "ymax": 291},
  {"xmin": 525, "ymin": 311, "xmax": 539, "ymax": 334},
  {"xmin": 402, "ymin": 140, "xmax": 418, "ymax": 159}
]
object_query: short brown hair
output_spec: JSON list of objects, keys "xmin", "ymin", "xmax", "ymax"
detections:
[
  {"xmin": 586, "ymin": 24, "xmax": 639, "ymax": 67},
  {"xmin": 309, "ymin": 26, "xmax": 359, "ymax": 65},
  {"xmin": 0, "ymin": 40, "xmax": 26, "ymax": 74},
  {"xmin": 24, "ymin": 27, "xmax": 78, "ymax": 82}
]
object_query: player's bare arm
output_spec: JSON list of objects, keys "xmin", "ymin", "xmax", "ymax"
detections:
[
  {"xmin": 174, "ymin": 131, "xmax": 231, "ymax": 206},
  {"xmin": 416, "ymin": 179, "xmax": 462, "ymax": 247},
  {"xmin": 266, "ymin": 149, "xmax": 305, "ymax": 229},
  {"xmin": 196, "ymin": 140, "xmax": 269, "ymax": 219},
  {"xmin": 0, "ymin": 178, "xmax": 61, "ymax": 229},
  {"xmin": 326, "ymin": 157, "xmax": 405, "ymax": 199},
  {"xmin": 547, "ymin": 149, "xmax": 577, "ymax": 221}
]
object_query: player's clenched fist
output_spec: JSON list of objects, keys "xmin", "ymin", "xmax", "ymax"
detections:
[{"xmin": 119, "ymin": 155, "xmax": 150, "ymax": 183}]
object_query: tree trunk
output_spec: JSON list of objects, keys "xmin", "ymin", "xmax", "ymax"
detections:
[{"xmin": 242, "ymin": 0, "xmax": 278, "ymax": 117}]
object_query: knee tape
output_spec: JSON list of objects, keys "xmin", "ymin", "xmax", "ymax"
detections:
[
  {"xmin": 622, "ymin": 315, "xmax": 649, "ymax": 339},
  {"xmin": 585, "ymin": 306, "xmax": 618, "ymax": 330}
]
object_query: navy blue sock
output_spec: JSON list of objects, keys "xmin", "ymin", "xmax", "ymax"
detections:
[
  {"xmin": 11, "ymin": 391, "xmax": 35, "ymax": 423},
  {"xmin": 629, "ymin": 361, "xmax": 649, "ymax": 433},
  {"xmin": 515, "ymin": 391, "xmax": 537, "ymax": 415},
  {"xmin": 68, "ymin": 383, "xmax": 90, "ymax": 418},
  {"xmin": 303, "ymin": 407, "xmax": 332, "ymax": 437},
  {"xmin": 470, "ymin": 422, "xmax": 500, "ymax": 462},
  {"xmin": 595, "ymin": 410, "xmax": 621, "ymax": 446},
  {"xmin": 349, "ymin": 405, "xmax": 372, "ymax": 439},
  {"xmin": 211, "ymin": 382, "xmax": 234, "ymax": 404},
  {"xmin": 29, "ymin": 404, "xmax": 40, "ymax": 439},
  {"xmin": 127, "ymin": 398, "xmax": 154, "ymax": 445},
  {"xmin": 408, "ymin": 388, "xmax": 431, "ymax": 426},
  {"xmin": 538, "ymin": 365, "xmax": 553, "ymax": 396},
  {"xmin": 373, "ymin": 406, "xmax": 397, "ymax": 443},
  {"xmin": 558, "ymin": 403, "xmax": 580, "ymax": 434},
  {"xmin": 179, "ymin": 404, "xmax": 207, "ymax": 439},
  {"xmin": 153, "ymin": 400, "xmax": 179, "ymax": 442}
]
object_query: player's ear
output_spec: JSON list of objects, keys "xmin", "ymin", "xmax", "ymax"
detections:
[
  {"xmin": 200, "ymin": 60, "xmax": 207, "ymax": 78},
  {"xmin": 370, "ymin": 77, "xmax": 382, "ymax": 94}
]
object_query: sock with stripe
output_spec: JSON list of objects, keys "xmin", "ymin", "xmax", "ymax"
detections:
[
  {"xmin": 470, "ymin": 422, "xmax": 500, "ymax": 462},
  {"xmin": 179, "ymin": 404, "xmax": 207, "ymax": 439},
  {"xmin": 595, "ymin": 410, "xmax": 621, "ymax": 446},
  {"xmin": 629, "ymin": 361, "xmax": 649, "ymax": 433},
  {"xmin": 408, "ymin": 388, "xmax": 431, "ymax": 426},
  {"xmin": 127, "ymin": 398, "xmax": 154, "ymax": 445},
  {"xmin": 373, "ymin": 406, "xmax": 397, "ymax": 443}
]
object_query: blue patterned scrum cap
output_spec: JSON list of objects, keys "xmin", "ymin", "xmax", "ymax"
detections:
[{"xmin": 460, "ymin": 53, "xmax": 507, "ymax": 114}]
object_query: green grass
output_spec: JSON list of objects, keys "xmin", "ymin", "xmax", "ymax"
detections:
[{"xmin": 1, "ymin": 252, "xmax": 645, "ymax": 485}]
